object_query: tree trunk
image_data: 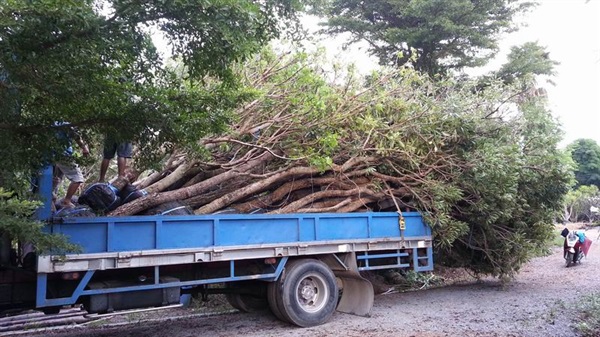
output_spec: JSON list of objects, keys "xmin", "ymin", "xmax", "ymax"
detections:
[
  {"xmin": 194, "ymin": 166, "xmax": 322, "ymax": 214},
  {"xmin": 145, "ymin": 162, "xmax": 195, "ymax": 194},
  {"xmin": 110, "ymin": 152, "xmax": 275, "ymax": 216},
  {"xmin": 268, "ymin": 186, "xmax": 374, "ymax": 214}
]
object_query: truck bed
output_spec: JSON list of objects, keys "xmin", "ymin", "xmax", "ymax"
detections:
[{"xmin": 40, "ymin": 212, "xmax": 432, "ymax": 273}]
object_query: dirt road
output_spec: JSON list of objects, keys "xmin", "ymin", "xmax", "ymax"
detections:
[{"xmin": 27, "ymin": 228, "xmax": 600, "ymax": 337}]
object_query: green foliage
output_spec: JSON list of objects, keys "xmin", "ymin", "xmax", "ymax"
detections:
[
  {"xmin": 567, "ymin": 139, "xmax": 600, "ymax": 189},
  {"xmin": 321, "ymin": 0, "xmax": 535, "ymax": 75},
  {"xmin": 0, "ymin": 0, "xmax": 309, "ymax": 253},
  {"xmin": 235, "ymin": 49, "xmax": 350, "ymax": 171},
  {"xmin": 441, "ymin": 90, "xmax": 571, "ymax": 277},
  {"xmin": 395, "ymin": 270, "xmax": 443, "ymax": 290},
  {"xmin": 564, "ymin": 185, "xmax": 600, "ymax": 222},
  {"xmin": 0, "ymin": 0, "xmax": 308, "ymax": 182},
  {"xmin": 234, "ymin": 48, "xmax": 571, "ymax": 278},
  {"xmin": 0, "ymin": 189, "xmax": 79, "ymax": 254},
  {"xmin": 355, "ymin": 62, "xmax": 568, "ymax": 279},
  {"xmin": 575, "ymin": 292, "xmax": 600, "ymax": 337},
  {"xmin": 496, "ymin": 42, "xmax": 559, "ymax": 85}
]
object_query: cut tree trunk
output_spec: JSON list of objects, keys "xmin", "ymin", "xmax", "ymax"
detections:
[
  {"xmin": 109, "ymin": 152, "xmax": 275, "ymax": 216},
  {"xmin": 194, "ymin": 166, "xmax": 323, "ymax": 214}
]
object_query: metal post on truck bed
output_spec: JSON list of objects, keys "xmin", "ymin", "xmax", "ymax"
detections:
[{"xmin": 34, "ymin": 166, "xmax": 54, "ymax": 221}]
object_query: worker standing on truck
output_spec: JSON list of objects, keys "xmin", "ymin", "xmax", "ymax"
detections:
[
  {"xmin": 98, "ymin": 134, "xmax": 132, "ymax": 182},
  {"xmin": 52, "ymin": 122, "xmax": 89, "ymax": 209}
]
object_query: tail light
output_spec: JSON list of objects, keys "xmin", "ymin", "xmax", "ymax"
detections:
[{"xmin": 61, "ymin": 272, "xmax": 80, "ymax": 280}]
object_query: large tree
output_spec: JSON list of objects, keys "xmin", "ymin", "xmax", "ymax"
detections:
[
  {"xmin": 0, "ymin": 0, "xmax": 308, "ymax": 187},
  {"xmin": 568, "ymin": 139, "xmax": 600, "ymax": 188},
  {"xmin": 495, "ymin": 42, "xmax": 558, "ymax": 85},
  {"xmin": 320, "ymin": 0, "xmax": 535, "ymax": 75}
]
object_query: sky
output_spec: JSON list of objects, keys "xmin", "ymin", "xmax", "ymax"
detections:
[
  {"xmin": 298, "ymin": 0, "xmax": 600, "ymax": 148},
  {"xmin": 497, "ymin": 0, "xmax": 600, "ymax": 147}
]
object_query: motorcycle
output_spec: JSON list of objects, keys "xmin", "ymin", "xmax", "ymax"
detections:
[{"xmin": 561, "ymin": 228, "xmax": 592, "ymax": 267}]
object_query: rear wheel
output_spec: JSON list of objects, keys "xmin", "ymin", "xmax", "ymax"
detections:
[
  {"xmin": 267, "ymin": 281, "xmax": 288, "ymax": 322},
  {"xmin": 225, "ymin": 281, "xmax": 268, "ymax": 312},
  {"xmin": 566, "ymin": 252, "xmax": 574, "ymax": 267},
  {"xmin": 271, "ymin": 259, "xmax": 338, "ymax": 327}
]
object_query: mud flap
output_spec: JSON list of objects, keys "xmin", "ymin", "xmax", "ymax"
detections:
[{"xmin": 319, "ymin": 253, "xmax": 374, "ymax": 317}]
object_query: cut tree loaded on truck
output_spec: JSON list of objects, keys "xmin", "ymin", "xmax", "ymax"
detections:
[{"xmin": 0, "ymin": 167, "xmax": 433, "ymax": 327}]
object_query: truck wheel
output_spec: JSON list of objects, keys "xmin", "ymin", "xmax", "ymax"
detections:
[
  {"xmin": 276, "ymin": 259, "xmax": 338, "ymax": 327},
  {"xmin": 225, "ymin": 292, "xmax": 243, "ymax": 311},
  {"xmin": 267, "ymin": 281, "xmax": 289, "ymax": 322},
  {"xmin": 226, "ymin": 281, "xmax": 268, "ymax": 312}
]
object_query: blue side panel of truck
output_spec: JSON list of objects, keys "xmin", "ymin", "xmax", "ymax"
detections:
[
  {"xmin": 49, "ymin": 212, "xmax": 430, "ymax": 254},
  {"xmin": 36, "ymin": 211, "xmax": 433, "ymax": 309}
]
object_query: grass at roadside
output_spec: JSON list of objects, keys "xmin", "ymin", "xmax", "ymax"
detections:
[
  {"xmin": 551, "ymin": 231, "xmax": 565, "ymax": 247},
  {"xmin": 188, "ymin": 293, "xmax": 232, "ymax": 313},
  {"xmin": 574, "ymin": 292, "xmax": 600, "ymax": 337},
  {"xmin": 530, "ymin": 228, "xmax": 564, "ymax": 258}
]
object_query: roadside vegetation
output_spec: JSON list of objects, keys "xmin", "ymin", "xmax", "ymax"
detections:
[
  {"xmin": 575, "ymin": 292, "xmax": 600, "ymax": 337},
  {"xmin": 0, "ymin": 189, "xmax": 78, "ymax": 254}
]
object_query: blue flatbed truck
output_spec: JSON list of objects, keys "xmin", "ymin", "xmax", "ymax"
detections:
[{"xmin": 5, "ymin": 168, "xmax": 433, "ymax": 327}]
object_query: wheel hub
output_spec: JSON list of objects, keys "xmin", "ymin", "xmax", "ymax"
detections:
[
  {"xmin": 296, "ymin": 275, "xmax": 328, "ymax": 313},
  {"xmin": 300, "ymin": 281, "xmax": 317, "ymax": 302}
]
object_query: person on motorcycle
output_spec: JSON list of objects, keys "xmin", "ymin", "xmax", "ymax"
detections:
[
  {"xmin": 561, "ymin": 228, "xmax": 585, "ymax": 263},
  {"xmin": 575, "ymin": 230, "xmax": 586, "ymax": 243},
  {"xmin": 573, "ymin": 230, "xmax": 586, "ymax": 262}
]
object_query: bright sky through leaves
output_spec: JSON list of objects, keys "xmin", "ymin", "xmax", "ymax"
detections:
[
  {"xmin": 297, "ymin": 0, "xmax": 599, "ymax": 148},
  {"xmin": 494, "ymin": 0, "xmax": 600, "ymax": 147}
]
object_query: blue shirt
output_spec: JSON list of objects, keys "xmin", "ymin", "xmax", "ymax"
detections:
[{"xmin": 53, "ymin": 121, "xmax": 74, "ymax": 156}]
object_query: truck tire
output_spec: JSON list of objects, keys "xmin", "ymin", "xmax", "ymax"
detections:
[
  {"xmin": 273, "ymin": 259, "xmax": 338, "ymax": 327},
  {"xmin": 267, "ymin": 281, "xmax": 289, "ymax": 322},
  {"xmin": 225, "ymin": 292, "xmax": 243, "ymax": 311},
  {"xmin": 225, "ymin": 281, "xmax": 268, "ymax": 312}
]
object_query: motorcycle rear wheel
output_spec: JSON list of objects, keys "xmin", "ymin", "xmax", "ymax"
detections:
[{"xmin": 565, "ymin": 252, "xmax": 574, "ymax": 267}]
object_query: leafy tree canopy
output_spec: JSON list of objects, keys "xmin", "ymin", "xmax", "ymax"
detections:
[
  {"xmin": 320, "ymin": 0, "xmax": 535, "ymax": 75},
  {"xmin": 494, "ymin": 41, "xmax": 558, "ymax": 85},
  {"xmin": 568, "ymin": 139, "xmax": 600, "ymax": 188},
  {"xmin": 0, "ymin": 0, "xmax": 310, "ymax": 187},
  {"xmin": 563, "ymin": 185, "xmax": 599, "ymax": 223}
]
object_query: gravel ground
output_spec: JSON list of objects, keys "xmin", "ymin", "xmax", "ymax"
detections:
[{"xmin": 25, "ymin": 227, "xmax": 600, "ymax": 337}]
